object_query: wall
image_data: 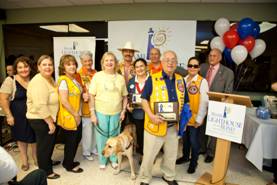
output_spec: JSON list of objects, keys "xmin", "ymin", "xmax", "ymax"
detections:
[
  {"xmin": 4, "ymin": 3, "xmax": 277, "ymax": 23},
  {"xmin": 1, "ymin": 3, "xmax": 277, "ymax": 80}
]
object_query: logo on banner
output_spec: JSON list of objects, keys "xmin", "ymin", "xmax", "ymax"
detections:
[
  {"xmin": 62, "ymin": 41, "xmax": 80, "ymax": 55},
  {"xmin": 146, "ymin": 27, "xmax": 171, "ymax": 59},
  {"xmin": 206, "ymin": 101, "xmax": 246, "ymax": 144}
]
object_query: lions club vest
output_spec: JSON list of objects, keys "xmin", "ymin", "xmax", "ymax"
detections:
[
  {"xmin": 187, "ymin": 75, "xmax": 202, "ymax": 126},
  {"xmin": 144, "ymin": 71, "xmax": 185, "ymax": 137},
  {"xmin": 57, "ymin": 75, "xmax": 81, "ymax": 130}
]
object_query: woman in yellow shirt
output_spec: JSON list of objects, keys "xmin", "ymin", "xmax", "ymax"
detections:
[
  {"xmin": 27, "ymin": 55, "xmax": 60, "ymax": 179},
  {"xmin": 89, "ymin": 52, "xmax": 128, "ymax": 170}
]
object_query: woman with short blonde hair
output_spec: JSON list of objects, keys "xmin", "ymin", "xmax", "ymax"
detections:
[{"xmin": 89, "ymin": 52, "xmax": 128, "ymax": 170}]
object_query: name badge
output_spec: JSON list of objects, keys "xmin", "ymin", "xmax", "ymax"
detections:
[
  {"xmin": 132, "ymin": 94, "xmax": 142, "ymax": 104},
  {"xmin": 154, "ymin": 101, "xmax": 179, "ymax": 122}
]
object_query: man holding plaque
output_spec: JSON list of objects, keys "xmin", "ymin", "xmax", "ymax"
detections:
[{"xmin": 138, "ymin": 50, "xmax": 189, "ymax": 185}]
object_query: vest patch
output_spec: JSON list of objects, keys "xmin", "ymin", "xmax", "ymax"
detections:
[
  {"xmin": 188, "ymin": 84, "xmax": 199, "ymax": 95},
  {"xmin": 177, "ymin": 80, "xmax": 185, "ymax": 92}
]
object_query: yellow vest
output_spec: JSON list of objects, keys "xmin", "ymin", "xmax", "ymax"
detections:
[
  {"xmin": 187, "ymin": 75, "xmax": 202, "ymax": 126},
  {"xmin": 57, "ymin": 75, "xmax": 81, "ymax": 130},
  {"xmin": 144, "ymin": 71, "xmax": 185, "ymax": 137}
]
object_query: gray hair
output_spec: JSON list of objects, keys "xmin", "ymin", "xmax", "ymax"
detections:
[
  {"xmin": 162, "ymin": 50, "xmax": 178, "ymax": 62},
  {"xmin": 80, "ymin": 50, "xmax": 93, "ymax": 60}
]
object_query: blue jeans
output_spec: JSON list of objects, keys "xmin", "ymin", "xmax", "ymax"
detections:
[{"xmin": 182, "ymin": 126, "xmax": 200, "ymax": 167}]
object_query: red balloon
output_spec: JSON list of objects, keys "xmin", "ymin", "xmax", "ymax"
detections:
[
  {"xmin": 230, "ymin": 23, "xmax": 238, "ymax": 32},
  {"xmin": 223, "ymin": 30, "xmax": 240, "ymax": 49},
  {"xmin": 239, "ymin": 36, "xmax": 255, "ymax": 52}
]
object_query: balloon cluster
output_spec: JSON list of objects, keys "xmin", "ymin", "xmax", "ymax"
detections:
[{"xmin": 210, "ymin": 17, "xmax": 266, "ymax": 65}]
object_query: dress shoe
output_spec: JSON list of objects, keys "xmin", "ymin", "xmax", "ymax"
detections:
[
  {"xmin": 204, "ymin": 155, "xmax": 214, "ymax": 163},
  {"xmin": 198, "ymin": 151, "xmax": 206, "ymax": 155},
  {"xmin": 140, "ymin": 182, "xmax": 149, "ymax": 185},
  {"xmin": 176, "ymin": 157, "xmax": 189, "ymax": 165},
  {"xmin": 162, "ymin": 176, "xmax": 178, "ymax": 185},
  {"xmin": 187, "ymin": 163, "xmax": 197, "ymax": 174}
]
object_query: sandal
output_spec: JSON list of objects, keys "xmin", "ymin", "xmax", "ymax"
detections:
[
  {"xmin": 52, "ymin": 160, "xmax": 61, "ymax": 166},
  {"xmin": 21, "ymin": 164, "xmax": 29, "ymax": 171},
  {"xmin": 47, "ymin": 173, "xmax": 60, "ymax": 179},
  {"xmin": 67, "ymin": 167, "xmax": 83, "ymax": 173}
]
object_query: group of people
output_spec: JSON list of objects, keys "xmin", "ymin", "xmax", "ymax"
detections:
[{"xmin": 0, "ymin": 41, "xmax": 238, "ymax": 185}]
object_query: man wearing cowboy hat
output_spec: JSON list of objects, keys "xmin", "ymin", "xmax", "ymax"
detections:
[{"xmin": 118, "ymin": 41, "xmax": 139, "ymax": 83}]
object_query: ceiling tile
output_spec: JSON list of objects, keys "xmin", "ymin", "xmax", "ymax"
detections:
[
  {"xmin": 67, "ymin": 0, "xmax": 103, "ymax": 5},
  {"xmin": 168, "ymin": 0, "xmax": 201, "ymax": 2},
  {"xmin": 237, "ymin": 0, "xmax": 277, "ymax": 2},
  {"xmin": 134, "ymin": 0, "xmax": 167, "ymax": 2},
  {"xmin": 201, "ymin": 0, "xmax": 235, "ymax": 3},
  {"xmin": 102, "ymin": 0, "xmax": 133, "ymax": 4}
]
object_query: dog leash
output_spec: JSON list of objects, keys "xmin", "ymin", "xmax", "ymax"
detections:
[{"xmin": 95, "ymin": 121, "xmax": 121, "ymax": 138}]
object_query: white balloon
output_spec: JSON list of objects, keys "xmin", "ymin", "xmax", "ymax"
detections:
[
  {"xmin": 250, "ymin": 39, "xmax": 266, "ymax": 59},
  {"xmin": 210, "ymin": 36, "xmax": 225, "ymax": 52},
  {"xmin": 214, "ymin": 18, "xmax": 230, "ymax": 36},
  {"xmin": 231, "ymin": 45, "xmax": 248, "ymax": 65}
]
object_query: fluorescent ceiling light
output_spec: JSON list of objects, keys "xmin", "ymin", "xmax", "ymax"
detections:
[
  {"xmin": 40, "ymin": 24, "xmax": 90, "ymax": 33},
  {"xmin": 69, "ymin": 24, "xmax": 89, "ymax": 33},
  {"xmin": 200, "ymin": 40, "xmax": 209, "ymax": 45},
  {"xmin": 259, "ymin": 22, "xmax": 276, "ymax": 33},
  {"xmin": 196, "ymin": 45, "xmax": 208, "ymax": 49},
  {"xmin": 40, "ymin": 25, "xmax": 68, "ymax": 32}
]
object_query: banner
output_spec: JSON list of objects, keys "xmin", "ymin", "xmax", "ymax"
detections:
[
  {"xmin": 53, "ymin": 37, "xmax": 96, "ymax": 79},
  {"xmin": 206, "ymin": 101, "xmax": 246, "ymax": 143},
  {"xmin": 108, "ymin": 20, "xmax": 196, "ymax": 68}
]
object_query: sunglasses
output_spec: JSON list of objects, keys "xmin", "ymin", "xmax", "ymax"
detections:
[{"xmin": 187, "ymin": 64, "xmax": 199, "ymax": 68}]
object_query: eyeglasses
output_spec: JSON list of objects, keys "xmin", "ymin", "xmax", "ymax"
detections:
[{"xmin": 187, "ymin": 64, "xmax": 199, "ymax": 68}]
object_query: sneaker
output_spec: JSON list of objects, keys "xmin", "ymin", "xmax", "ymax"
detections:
[
  {"xmin": 99, "ymin": 164, "xmax": 106, "ymax": 170},
  {"xmin": 83, "ymin": 155, "xmax": 94, "ymax": 161},
  {"xmin": 111, "ymin": 162, "xmax": 118, "ymax": 169}
]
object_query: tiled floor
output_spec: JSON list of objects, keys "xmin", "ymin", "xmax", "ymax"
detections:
[{"xmin": 9, "ymin": 143, "xmax": 272, "ymax": 185}]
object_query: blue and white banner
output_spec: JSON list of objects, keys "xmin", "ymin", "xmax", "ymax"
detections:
[
  {"xmin": 108, "ymin": 20, "xmax": 196, "ymax": 68},
  {"xmin": 206, "ymin": 101, "xmax": 246, "ymax": 143},
  {"xmin": 53, "ymin": 37, "xmax": 96, "ymax": 79}
]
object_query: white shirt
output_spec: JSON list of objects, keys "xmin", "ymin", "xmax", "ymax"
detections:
[
  {"xmin": 0, "ymin": 146, "xmax": 18, "ymax": 184},
  {"xmin": 184, "ymin": 74, "xmax": 209, "ymax": 124}
]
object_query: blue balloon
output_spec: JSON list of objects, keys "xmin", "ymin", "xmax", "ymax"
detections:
[
  {"xmin": 252, "ymin": 21, "xmax": 260, "ymax": 38},
  {"xmin": 238, "ymin": 18, "xmax": 255, "ymax": 39},
  {"xmin": 223, "ymin": 48, "xmax": 234, "ymax": 65}
]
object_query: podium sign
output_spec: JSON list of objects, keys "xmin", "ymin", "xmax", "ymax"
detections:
[{"xmin": 206, "ymin": 100, "xmax": 246, "ymax": 143}]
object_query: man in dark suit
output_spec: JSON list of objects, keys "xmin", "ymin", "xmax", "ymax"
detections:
[{"xmin": 199, "ymin": 48, "xmax": 234, "ymax": 163}]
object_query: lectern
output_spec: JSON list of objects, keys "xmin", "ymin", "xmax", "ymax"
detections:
[{"xmin": 196, "ymin": 92, "xmax": 252, "ymax": 185}]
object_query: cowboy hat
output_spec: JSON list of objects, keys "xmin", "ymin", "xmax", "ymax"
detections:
[{"xmin": 118, "ymin": 41, "xmax": 139, "ymax": 52}]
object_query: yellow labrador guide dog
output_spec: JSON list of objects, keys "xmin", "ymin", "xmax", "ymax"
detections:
[{"xmin": 102, "ymin": 124, "xmax": 136, "ymax": 180}]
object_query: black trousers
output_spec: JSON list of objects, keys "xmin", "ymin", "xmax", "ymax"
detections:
[
  {"xmin": 273, "ymin": 159, "xmax": 277, "ymax": 183},
  {"xmin": 9, "ymin": 169, "xmax": 47, "ymax": 185},
  {"xmin": 61, "ymin": 123, "xmax": 82, "ymax": 170},
  {"xmin": 199, "ymin": 117, "xmax": 208, "ymax": 153},
  {"xmin": 133, "ymin": 118, "xmax": 144, "ymax": 155},
  {"xmin": 29, "ymin": 119, "xmax": 56, "ymax": 175}
]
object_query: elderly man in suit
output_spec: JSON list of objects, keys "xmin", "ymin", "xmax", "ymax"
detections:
[{"xmin": 199, "ymin": 48, "xmax": 234, "ymax": 163}]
